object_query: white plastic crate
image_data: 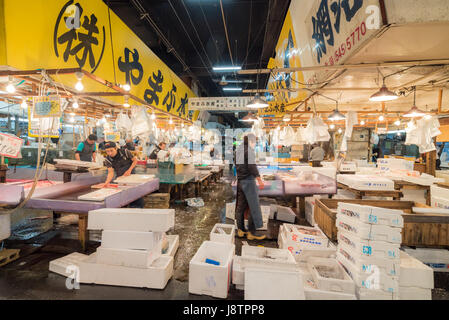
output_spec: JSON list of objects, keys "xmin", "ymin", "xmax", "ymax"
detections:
[
  {"xmin": 399, "ymin": 286, "xmax": 432, "ymax": 300},
  {"xmin": 101, "ymin": 230, "xmax": 163, "ymax": 250},
  {"xmin": 281, "ymin": 223, "xmax": 331, "ymax": 249},
  {"xmin": 240, "ymin": 246, "xmax": 297, "ymax": 272},
  {"xmin": 232, "ymin": 256, "xmax": 244, "ymax": 287},
  {"xmin": 399, "ymin": 250, "xmax": 434, "ymax": 289},
  {"xmin": 189, "ymin": 241, "xmax": 235, "ymax": 299},
  {"xmin": 338, "ymin": 252, "xmax": 399, "ymax": 294},
  {"xmin": 307, "ymin": 257, "xmax": 355, "ymax": 294},
  {"xmin": 96, "ymin": 244, "xmax": 162, "ymax": 268},
  {"xmin": 88, "ymin": 208, "xmax": 175, "ymax": 232},
  {"xmin": 244, "ymin": 268, "xmax": 305, "ymax": 300},
  {"xmin": 49, "ymin": 252, "xmax": 89, "ymax": 278},
  {"xmin": 403, "ymin": 248, "xmax": 449, "ymax": 272},
  {"xmin": 337, "ymin": 231, "xmax": 400, "ymax": 260},
  {"xmin": 337, "ymin": 202, "xmax": 404, "ymax": 228},
  {"xmin": 278, "ymin": 226, "xmax": 336, "ymax": 263},
  {"xmin": 210, "ymin": 223, "xmax": 235, "ymax": 244},
  {"xmin": 163, "ymin": 235, "xmax": 179, "ymax": 257},
  {"xmin": 0, "ymin": 213, "xmax": 11, "ymax": 241},
  {"xmin": 336, "ymin": 213, "xmax": 402, "ymax": 244},
  {"xmin": 336, "ymin": 242, "xmax": 399, "ymax": 277},
  {"xmin": 269, "ymin": 205, "xmax": 296, "ymax": 223},
  {"xmin": 78, "ymin": 254, "xmax": 173, "ymax": 289}
]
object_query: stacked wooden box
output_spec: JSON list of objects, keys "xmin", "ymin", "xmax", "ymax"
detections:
[
  {"xmin": 144, "ymin": 193, "xmax": 170, "ymax": 209},
  {"xmin": 335, "ymin": 202, "xmax": 403, "ymax": 300}
]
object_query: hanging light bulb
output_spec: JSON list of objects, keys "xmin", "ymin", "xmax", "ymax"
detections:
[
  {"xmin": 181, "ymin": 123, "xmax": 184, "ymax": 128},
  {"xmin": 151, "ymin": 112, "xmax": 156, "ymax": 120},
  {"xmin": 328, "ymin": 102, "xmax": 345, "ymax": 121},
  {"xmin": 360, "ymin": 120, "xmax": 366, "ymax": 126},
  {"xmin": 378, "ymin": 115, "xmax": 385, "ymax": 121},
  {"xmin": 369, "ymin": 78, "xmax": 398, "ymax": 102},
  {"xmin": 72, "ymin": 100, "xmax": 79, "ymax": 109},
  {"xmin": 169, "ymin": 117, "xmax": 173, "ymax": 125},
  {"xmin": 329, "ymin": 124, "xmax": 335, "ymax": 130},
  {"xmin": 394, "ymin": 119, "xmax": 401, "ymax": 126},
  {"xmin": 123, "ymin": 95, "xmax": 130, "ymax": 108},
  {"xmin": 338, "ymin": 128, "xmax": 343, "ymax": 134},
  {"xmin": 122, "ymin": 83, "xmax": 131, "ymax": 92},
  {"xmin": 6, "ymin": 76, "xmax": 15, "ymax": 93},
  {"xmin": 21, "ymin": 99, "xmax": 28, "ymax": 109},
  {"xmin": 403, "ymin": 87, "xmax": 427, "ymax": 118},
  {"xmin": 75, "ymin": 72, "xmax": 84, "ymax": 91}
]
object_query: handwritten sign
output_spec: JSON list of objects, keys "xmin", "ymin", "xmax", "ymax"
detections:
[{"xmin": 0, "ymin": 133, "xmax": 24, "ymax": 158}]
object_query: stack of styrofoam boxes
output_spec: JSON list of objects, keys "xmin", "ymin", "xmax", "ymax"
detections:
[
  {"xmin": 337, "ymin": 174, "xmax": 395, "ymax": 192},
  {"xmin": 232, "ymin": 246, "xmax": 305, "ymax": 300},
  {"xmin": 278, "ymin": 224, "xmax": 336, "ymax": 263},
  {"xmin": 305, "ymin": 195, "xmax": 326, "ymax": 226},
  {"xmin": 377, "ymin": 158, "xmax": 415, "ymax": 173},
  {"xmin": 210, "ymin": 223, "xmax": 235, "ymax": 244},
  {"xmin": 335, "ymin": 203, "xmax": 403, "ymax": 300},
  {"xmin": 189, "ymin": 241, "xmax": 235, "ymax": 299},
  {"xmin": 431, "ymin": 184, "xmax": 449, "ymax": 210},
  {"xmin": 0, "ymin": 213, "xmax": 11, "ymax": 242},
  {"xmin": 50, "ymin": 208, "xmax": 176, "ymax": 289},
  {"xmin": 403, "ymin": 247, "xmax": 449, "ymax": 274},
  {"xmin": 399, "ymin": 250, "xmax": 434, "ymax": 300}
]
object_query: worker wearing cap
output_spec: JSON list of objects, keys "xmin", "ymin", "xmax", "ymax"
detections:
[
  {"xmin": 100, "ymin": 141, "xmax": 143, "ymax": 208},
  {"xmin": 75, "ymin": 134, "xmax": 97, "ymax": 162}
]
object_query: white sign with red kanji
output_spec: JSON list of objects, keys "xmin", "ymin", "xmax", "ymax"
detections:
[{"xmin": 0, "ymin": 133, "xmax": 24, "ymax": 158}]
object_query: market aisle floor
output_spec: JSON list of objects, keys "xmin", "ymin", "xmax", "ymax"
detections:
[{"xmin": 1, "ymin": 173, "xmax": 448, "ymax": 300}]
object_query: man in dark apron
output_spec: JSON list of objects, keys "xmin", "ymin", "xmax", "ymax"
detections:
[
  {"xmin": 100, "ymin": 142, "xmax": 144, "ymax": 208},
  {"xmin": 75, "ymin": 134, "xmax": 97, "ymax": 162}
]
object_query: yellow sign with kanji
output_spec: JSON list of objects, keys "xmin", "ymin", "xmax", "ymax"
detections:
[{"xmin": 0, "ymin": 0, "xmax": 195, "ymax": 119}]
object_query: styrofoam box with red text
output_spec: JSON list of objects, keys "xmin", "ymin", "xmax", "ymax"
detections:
[{"xmin": 336, "ymin": 213, "xmax": 402, "ymax": 244}]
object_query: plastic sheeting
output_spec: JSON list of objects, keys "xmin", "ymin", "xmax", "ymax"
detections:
[
  {"xmin": 303, "ymin": 116, "xmax": 331, "ymax": 144},
  {"xmin": 405, "ymin": 117, "xmax": 441, "ymax": 153},
  {"xmin": 115, "ymin": 112, "xmax": 132, "ymax": 132}
]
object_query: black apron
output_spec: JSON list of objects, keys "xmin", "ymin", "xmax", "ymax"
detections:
[
  {"xmin": 106, "ymin": 149, "xmax": 134, "ymax": 177},
  {"xmin": 79, "ymin": 140, "xmax": 95, "ymax": 162}
]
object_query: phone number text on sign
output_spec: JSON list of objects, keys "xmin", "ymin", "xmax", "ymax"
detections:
[
  {"xmin": 324, "ymin": 21, "xmax": 367, "ymax": 66},
  {"xmin": 0, "ymin": 133, "xmax": 24, "ymax": 158}
]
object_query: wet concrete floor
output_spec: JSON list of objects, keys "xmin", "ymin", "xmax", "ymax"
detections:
[{"xmin": 1, "ymin": 171, "xmax": 448, "ymax": 300}]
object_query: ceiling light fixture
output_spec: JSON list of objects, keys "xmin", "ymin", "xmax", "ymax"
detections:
[
  {"xmin": 213, "ymin": 66, "xmax": 242, "ymax": 72},
  {"xmin": 123, "ymin": 95, "xmax": 130, "ymax": 108},
  {"xmin": 360, "ymin": 120, "xmax": 366, "ymax": 126},
  {"xmin": 223, "ymin": 87, "xmax": 242, "ymax": 92},
  {"xmin": 21, "ymin": 99, "xmax": 28, "ymax": 109},
  {"xmin": 75, "ymin": 71, "xmax": 84, "ymax": 92},
  {"xmin": 72, "ymin": 100, "xmax": 79, "ymax": 109},
  {"xmin": 369, "ymin": 78, "xmax": 398, "ymax": 102},
  {"xmin": 247, "ymin": 93, "xmax": 269, "ymax": 109},
  {"xmin": 122, "ymin": 83, "xmax": 131, "ymax": 91},
  {"xmin": 240, "ymin": 113, "xmax": 258, "ymax": 122},
  {"xmin": 338, "ymin": 128, "xmax": 343, "ymax": 134},
  {"xmin": 328, "ymin": 102, "xmax": 346, "ymax": 121},
  {"xmin": 151, "ymin": 112, "xmax": 156, "ymax": 120},
  {"xmin": 379, "ymin": 115, "xmax": 385, "ymax": 121},
  {"xmin": 394, "ymin": 119, "xmax": 401, "ymax": 126},
  {"xmin": 403, "ymin": 87, "xmax": 427, "ymax": 118},
  {"xmin": 6, "ymin": 76, "xmax": 15, "ymax": 93},
  {"xmin": 329, "ymin": 124, "xmax": 335, "ymax": 130},
  {"xmin": 169, "ymin": 117, "xmax": 173, "ymax": 125}
]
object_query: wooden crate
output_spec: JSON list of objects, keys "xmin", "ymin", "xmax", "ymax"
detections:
[
  {"xmin": 144, "ymin": 193, "xmax": 170, "ymax": 209},
  {"xmin": 314, "ymin": 198, "xmax": 449, "ymax": 248}
]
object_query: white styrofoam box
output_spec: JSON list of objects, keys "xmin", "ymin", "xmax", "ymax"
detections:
[
  {"xmin": 278, "ymin": 224, "xmax": 336, "ymax": 263},
  {"xmin": 431, "ymin": 196, "xmax": 449, "ymax": 210},
  {"xmin": 88, "ymin": 208, "xmax": 175, "ymax": 232},
  {"xmin": 210, "ymin": 224, "xmax": 235, "ymax": 244},
  {"xmin": 235, "ymin": 209, "xmax": 269, "ymax": 231},
  {"xmin": 232, "ymin": 256, "xmax": 244, "ymax": 286},
  {"xmin": 337, "ymin": 202, "xmax": 404, "ymax": 228},
  {"xmin": 332, "ymin": 188, "xmax": 357, "ymax": 200},
  {"xmin": 431, "ymin": 184, "xmax": 449, "ymax": 199},
  {"xmin": 399, "ymin": 286, "xmax": 432, "ymax": 300},
  {"xmin": 307, "ymin": 257, "xmax": 355, "ymax": 294},
  {"xmin": 282, "ymin": 223, "xmax": 330, "ymax": 249},
  {"xmin": 402, "ymin": 175, "xmax": 438, "ymax": 187},
  {"xmin": 163, "ymin": 235, "xmax": 179, "ymax": 257},
  {"xmin": 337, "ymin": 174, "xmax": 395, "ymax": 191},
  {"xmin": 225, "ymin": 202, "xmax": 235, "ymax": 220},
  {"xmin": 377, "ymin": 158, "xmax": 414, "ymax": 171},
  {"xmin": 78, "ymin": 253, "xmax": 173, "ymax": 289},
  {"xmin": 305, "ymin": 197, "xmax": 317, "ymax": 226},
  {"xmin": 0, "ymin": 213, "xmax": 11, "ymax": 241},
  {"xmin": 337, "ymin": 231, "xmax": 400, "ymax": 260},
  {"xmin": 401, "ymin": 189, "xmax": 427, "ymax": 205},
  {"xmin": 244, "ymin": 267, "xmax": 305, "ymax": 300},
  {"xmin": 399, "ymin": 250, "xmax": 434, "ymax": 289},
  {"xmin": 49, "ymin": 252, "xmax": 89, "ymax": 278},
  {"xmin": 189, "ymin": 241, "xmax": 235, "ymax": 299},
  {"xmin": 338, "ymin": 252, "xmax": 399, "ymax": 294},
  {"xmin": 336, "ymin": 243, "xmax": 399, "ymax": 278},
  {"xmin": 436, "ymin": 170, "xmax": 449, "ymax": 183},
  {"xmin": 403, "ymin": 247, "xmax": 449, "ymax": 273},
  {"xmin": 240, "ymin": 246, "xmax": 297, "ymax": 272},
  {"xmin": 339, "ymin": 162, "xmax": 357, "ymax": 172},
  {"xmin": 268, "ymin": 205, "xmax": 296, "ymax": 223},
  {"xmin": 96, "ymin": 244, "xmax": 162, "ymax": 268},
  {"xmin": 101, "ymin": 230, "xmax": 163, "ymax": 250},
  {"xmin": 336, "ymin": 213, "xmax": 402, "ymax": 244},
  {"xmin": 357, "ymin": 287, "xmax": 399, "ymax": 300}
]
